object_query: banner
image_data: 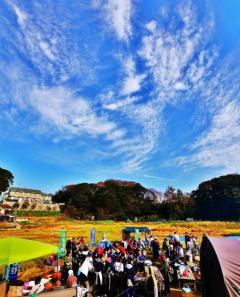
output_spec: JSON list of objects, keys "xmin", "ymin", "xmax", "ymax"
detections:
[
  {"xmin": 9, "ymin": 263, "xmax": 19, "ymax": 281},
  {"xmin": 135, "ymin": 228, "xmax": 140, "ymax": 240},
  {"xmin": 90, "ymin": 228, "xmax": 96, "ymax": 247},
  {"xmin": 58, "ymin": 229, "xmax": 67, "ymax": 257}
]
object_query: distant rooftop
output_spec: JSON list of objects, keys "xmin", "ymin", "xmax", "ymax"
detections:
[
  {"xmin": 0, "ymin": 204, "xmax": 12, "ymax": 209},
  {"xmin": 9, "ymin": 187, "xmax": 50, "ymax": 196}
]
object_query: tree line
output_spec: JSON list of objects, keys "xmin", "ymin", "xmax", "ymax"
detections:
[
  {"xmin": 53, "ymin": 175, "xmax": 240, "ymax": 221},
  {"xmin": 1, "ymin": 166, "xmax": 239, "ymax": 221}
]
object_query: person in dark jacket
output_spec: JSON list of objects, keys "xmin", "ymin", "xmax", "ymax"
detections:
[
  {"xmin": 103, "ymin": 257, "xmax": 114, "ymax": 296},
  {"xmin": 66, "ymin": 238, "xmax": 72, "ymax": 254},
  {"xmin": 112, "ymin": 257, "xmax": 124, "ymax": 297},
  {"xmin": 124, "ymin": 258, "xmax": 136, "ymax": 297},
  {"xmin": 94, "ymin": 256, "xmax": 105, "ymax": 296},
  {"xmin": 185, "ymin": 232, "xmax": 191, "ymax": 249},
  {"xmin": 151, "ymin": 237, "xmax": 160, "ymax": 260}
]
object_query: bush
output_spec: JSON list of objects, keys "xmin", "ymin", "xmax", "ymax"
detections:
[
  {"xmin": 21, "ymin": 201, "xmax": 30, "ymax": 209},
  {"xmin": 12, "ymin": 202, "xmax": 20, "ymax": 209},
  {"xmin": 31, "ymin": 203, "xmax": 37, "ymax": 210}
]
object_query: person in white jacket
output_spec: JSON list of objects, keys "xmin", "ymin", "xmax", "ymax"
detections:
[{"xmin": 78, "ymin": 254, "xmax": 94, "ymax": 290}]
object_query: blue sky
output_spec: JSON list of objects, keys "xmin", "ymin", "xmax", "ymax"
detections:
[{"xmin": 1, "ymin": 0, "xmax": 240, "ymax": 194}]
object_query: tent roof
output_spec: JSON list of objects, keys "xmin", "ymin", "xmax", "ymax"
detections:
[
  {"xmin": 122, "ymin": 226, "xmax": 150, "ymax": 233},
  {"xmin": 0, "ymin": 237, "xmax": 58, "ymax": 265},
  {"xmin": 202, "ymin": 236, "xmax": 240, "ymax": 297}
]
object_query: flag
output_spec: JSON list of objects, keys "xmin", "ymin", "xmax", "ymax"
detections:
[
  {"xmin": 90, "ymin": 228, "xmax": 96, "ymax": 247},
  {"xmin": 58, "ymin": 230, "xmax": 67, "ymax": 257}
]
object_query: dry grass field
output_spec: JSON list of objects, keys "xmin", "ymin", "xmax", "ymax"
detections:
[
  {"xmin": 0, "ymin": 214, "xmax": 239, "ymax": 245},
  {"xmin": 0, "ymin": 214, "xmax": 239, "ymax": 296}
]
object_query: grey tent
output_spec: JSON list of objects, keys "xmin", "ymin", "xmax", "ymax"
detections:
[{"xmin": 201, "ymin": 236, "xmax": 240, "ymax": 297}]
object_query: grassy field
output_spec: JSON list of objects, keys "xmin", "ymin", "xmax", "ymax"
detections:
[
  {"xmin": 0, "ymin": 214, "xmax": 239, "ymax": 293},
  {"xmin": 0, "ymin": 214, "xmax": 240, "ymax": 245}
]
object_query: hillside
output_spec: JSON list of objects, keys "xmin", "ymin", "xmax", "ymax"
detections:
[
  {"xmin": 53, "ymin": 179, "xmax": 158, "ymax": 220},
  {"xmin": 192, "ymin": 174, "xmax": 240, "ymax": 220}
]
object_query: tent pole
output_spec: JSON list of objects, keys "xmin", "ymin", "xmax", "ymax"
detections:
[
  {"xmin": 4, "ymin": 265, "xmax": 10, "ymax": 281},
  {"xmin": 57, "ymin": 253, "xmax": 59, "ymax": 271}
]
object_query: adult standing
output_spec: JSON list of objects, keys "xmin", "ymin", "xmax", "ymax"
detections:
[
  {"xmin": 94, "ymin": 256, "xmax": 105, "ymax": 296},
  {"xmin": 72, "ymin": 238, "xmax": 79, "ymax": 276},
  {"xmin": 78, "ymin": 254, "xmax": 94, "ymax": 291},
  {"xmin": 184, "ymin": 232, "xmax": 191, "ymax": 249},
  {"xmin": 124, "ymin": 258, "xmax": 136, "ymax": 297},
  {"xmin": 112, "ymin": 257, "xmax": 124, "ymax": 296},
  {"xmin": 151, "ymin": 237, "xmax": 160, "ymax": 260},
  {"xmin": 173, "ymin": 232, "xmax": 180, "ymax": 242},
  {"xmin": 144, "ymin": 260, "xmax": 159, "ymax": 297},
  {"xmin": 161, "ymin": 259, "xmax": 173, "ymax": 297}
]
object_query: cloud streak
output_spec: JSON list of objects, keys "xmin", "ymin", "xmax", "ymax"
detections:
[
  {"xmin": 29, "ymin": 86, "xmax": 124, "ymax": 140},
  {"xmin": 121, "ymin": 56, "xmax": 146, "ymax": 96},
  {"xmin": 105, "ymin": 0, "xmax": 132, "ymax": 42},
  {"xmin": 139, "ymin": 1, "xmax": 215, "ymax": 102}
]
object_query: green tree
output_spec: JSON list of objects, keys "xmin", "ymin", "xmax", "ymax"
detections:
[
  {"xmin": 53, "ymin": 179, "xmax": 158, "ymax": 220},
  {"xmin": 191, "ymin": 174, "xmax": 240, "ymax": 220},
  {"xmin": 0, "ymin": 167, "xmax": 14, "ymax": 194}
]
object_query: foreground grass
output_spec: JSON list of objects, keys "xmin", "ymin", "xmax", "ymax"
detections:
[{"xmin": 0, "ymin": 214, "xmax": 239, "ymax": 246}]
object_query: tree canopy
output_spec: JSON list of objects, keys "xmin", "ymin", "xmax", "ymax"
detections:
[
  {"xmin": 53, "ymin": 179, "xmax": 159, "ymax": 220},
  {"xmin": 53, "ymin": 179, "xmax": 194, "ymax": 220},
  {"xmin": 0, "ymin": 167, "xmax": 14, "ymax": 194},
  {"xmin": 191, "ymin": 174, "xmax": 240, "ymax": 220},
  {"xmin": 54, "ymin": 175, "xmax": 240, "ymax": 221}
]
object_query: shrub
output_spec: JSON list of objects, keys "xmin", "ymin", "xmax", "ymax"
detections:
[
  {"xmin": 21, "ymin": 201, "xmax": 30, "ymax": 209},
  {"xmin": 12, "ymin": 202, "xmax": 20, "ymax": 209},
  {"xmin": 31, "ymin": 203, "xmax": 37, "ymax": 210}
]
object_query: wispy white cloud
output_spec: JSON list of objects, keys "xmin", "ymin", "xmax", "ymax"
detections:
[
  {"xmin": 5, "ymin": 1, "xmax": 97, "ymax": 84},
  {"xmin": 145, "ymin": 21, "xmax": 157, "ymax": 33},
  {"xmin": 29, "ymin": 86, "xmax": 123, "ymax": 139},
  {"xmin": 101, "ymin": 1, "xmax": 217, "ymax": 172},
  {"xmin": 177, "ymin": 101, "xmax": 240, "ymax": 173},
  {"xmin": 121, "ymin": 56, "xmax": 146, "ymax": 96},
  {"xmin": 103, "ymin": 96, "xmax": 139, "ymax": 110},
  {"xmin": 7, "ymin": 0, "xmax": 27, "ymax": 27},
  {"xmin": 104, "ymin": 0, "xmax": 132, "ymax": 42},
  {"xmin": 174, "ymin": 47, "xmax": 240, "ymax": 174},
  {"xmin": 39, "ymin": 41, "xmax": 56, "ymax": 61},
  {"xmin": 110, "ymin": 0, "xmax": 216, "ymax": 171},
  {"xmin": 111, "ymin": 101, "xmax": 162, "ymax": 171},
  {"xmin": 139, "ymin": 1, "xmax": 215, "ymax": 101}
]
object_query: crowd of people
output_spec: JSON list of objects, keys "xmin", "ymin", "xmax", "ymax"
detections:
[{"xmin": 24, "ymin": 232, "xmax": 201, "ymax": 297}]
